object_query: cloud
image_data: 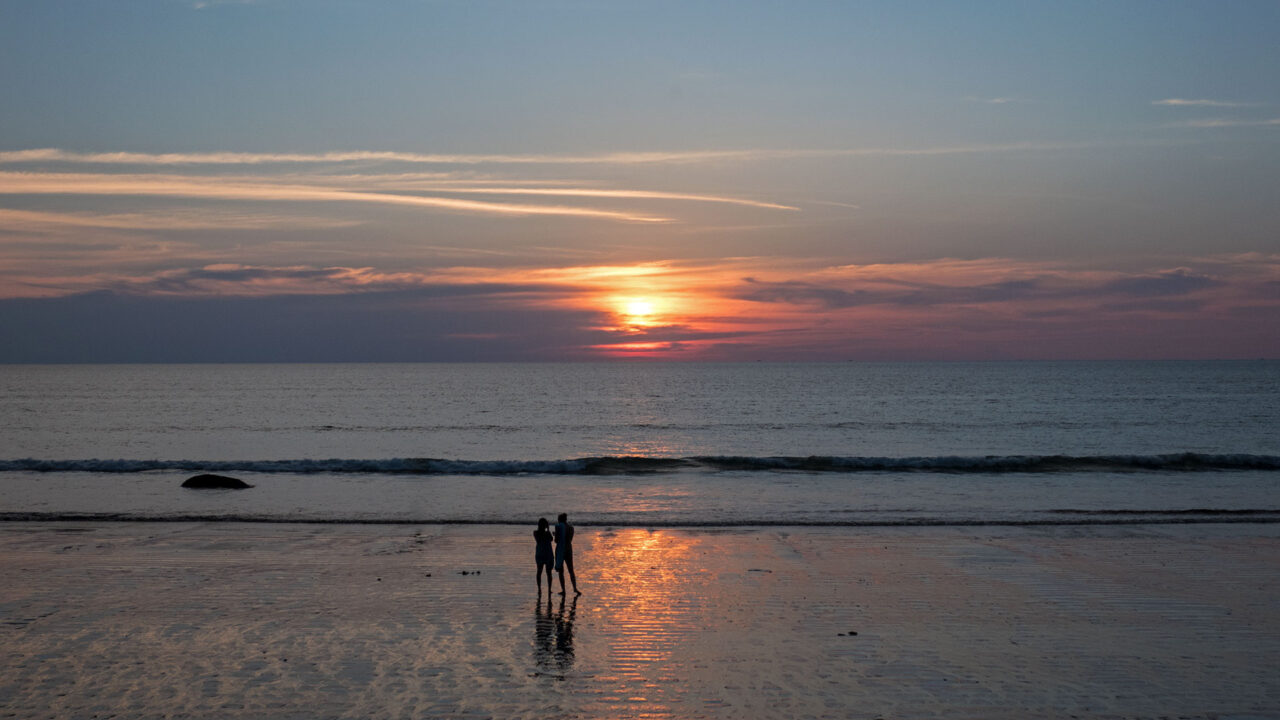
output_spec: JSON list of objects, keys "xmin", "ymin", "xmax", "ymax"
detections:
[
  {"xmin": 1097, "ymin": 298, "xmax": 1207, "ymax": 313},
  {"xmin": 0, "ymin": 290, "xmax": 610, "ymax": 363},
  {"xmin": 0, "ymin": 148, "xmax": 746, "ymax": 166},
  {"xmin": 734, "ymin": 266, "xmax": 1230, "ymax": 310},
  {"xmin": 411, "ymin": 187, "xmax": 798, "ymax": 211},
  {"xmin": 734, "ymin": 279, "xmax": 877, "ymax": 309},
  {"xmin": 0, "ymin": 208, "xmax": 360, "ymax": 231},
  {"xmin": 1153, "ymin": 98, "xmax": 1257, "ymax": 107},
  {"xmin": 964, "ymin": 96, "xmax": 1025, "ymax": 105},
  {"xmin": 201, "ymin": 172, "xmax": 799, "ymax": 210},
  {"xmin": 0, "ymin": 172, "xmax": 672, "ymax": 223},
  {"xmin": 2, "ymin": 256, "xmax": 1277, "ymax": 361},
  {"xmin": 1097, "ymin": 268, "xmax": 1222, "ymax": 297},
  {"xmin": 735, "ymin": 276, "xmax": 1048, "ymax": 309},
  {"xmin": 0, "ymin": 141, "xmax": 1118, "ymax": 169},
  {"xmin": 1169, "ymin": 117, "xmax": 1280, "ymax": 128},
  {"xmin": 310, "ymin": 176, "xmax": 798, "ymax": 210},
  {"xmin": 95, "ymin": 264, "xmax": 589, "ymax": 299},
  {"xmin": 0, "ymin": 253, "xmax": 765, "ymax": 301}
]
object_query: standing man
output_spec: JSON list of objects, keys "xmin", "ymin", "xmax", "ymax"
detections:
[{"xmin": 554, "ymin": 512, "xmax": 581, "ymax": 596}]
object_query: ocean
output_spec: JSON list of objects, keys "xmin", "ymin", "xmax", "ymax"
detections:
[{"xmin": 1, "ymin": 361, "xmax": 1277, "ymax": 526}]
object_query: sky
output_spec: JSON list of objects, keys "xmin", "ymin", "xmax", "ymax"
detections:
[{"xmin": 1, "ymin": 0, "xmax": 1278, "ymax": 362}]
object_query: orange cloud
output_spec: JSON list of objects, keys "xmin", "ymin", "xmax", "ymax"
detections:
[
  {"xmin": 2, "ymin": 254, "xmax": 1277, "ymax": 359},
  {"xmin": 0, "ymin": 172, "xmax": 673, "ymax": 223}
]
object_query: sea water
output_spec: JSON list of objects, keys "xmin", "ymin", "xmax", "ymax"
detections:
[{"xmin": 1, "ymin": 361, "xmax": 1277, "ymax": 525}]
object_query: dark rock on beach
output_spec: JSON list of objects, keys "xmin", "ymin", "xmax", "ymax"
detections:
[{"xmin": 181, "ymin": 474, "xmax": 254, "ymax": 489}]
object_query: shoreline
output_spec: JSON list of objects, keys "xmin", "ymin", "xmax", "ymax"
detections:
[
  {"xmin": 4, "ymin": 512, "xmax": 1280, "ymax": 526},
  {"xmin": 3, "ymin": 522, "xmax": 1277, "ymax": 719}
]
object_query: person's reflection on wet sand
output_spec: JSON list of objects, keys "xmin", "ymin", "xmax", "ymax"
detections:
[
  {"xmin": 533, "ymin": 597, "xmax": 556, "ymax": 674},
  {"xmin": 532, "ymin": 594, "xmax": 576, "ymax": 679},
  {"xmin": 554, "ymin": 594, "xmax": 576, "ymax": 672}
]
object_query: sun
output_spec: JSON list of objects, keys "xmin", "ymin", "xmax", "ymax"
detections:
[
  {"xmin": 616, "ymin": 296, "xmax": 662, "ymax": 327},
  {"xmin": 625, "ymin": 300, "xmax": 655, "ymax": 319}
]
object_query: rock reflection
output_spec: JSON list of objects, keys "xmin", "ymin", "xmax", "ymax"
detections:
[{"xmin": 532, "ymin": 595, "xmax": 576, "ymax": 680}]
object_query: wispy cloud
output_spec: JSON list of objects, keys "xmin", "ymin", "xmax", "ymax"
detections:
[
  {"xmin": 0, "ymin": 207, "xmax": 360, "ymax": 231},
  {"xmin": 805, "ymin": 200, "xmax": 861, "ymax": 210},
  {"xmin": 1169, "ymin": 117, "xmax": 1280, "ymax": 128},
  {"xmin": 234, "ymin": 173, "xmax": 795, "ymax": 209},
  {"xmin": 0, "ymin": 141, "xmax": 1116, "ymax": 168},
  {"xmin": 415, "ymin": 187, "xmax": 798, "ymax": 211},
  {"xmin": 0, "ymin": 172, "xmax": 673, "ymax": 223},
  {"xmin": 302, "ymin": 178, "xmax": 796, "ymax": 210},
  {"xmin": 1153, "ymin": 98, "xmax": 1258, "ymax": 107},
  {"xmin": 964, "ymin": 96, "xmax": 1026, "ymax": 105}
]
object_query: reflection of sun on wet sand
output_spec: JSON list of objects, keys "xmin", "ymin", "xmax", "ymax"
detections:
[
  {"xmin": 2, "ymin": 522, "xmax": 1278, "ymax": 719},
  {"xmin": 590, "ymin": 529, "xmax": 698, "ymax": 712}
]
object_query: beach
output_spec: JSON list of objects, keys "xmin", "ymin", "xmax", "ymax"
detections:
[{"xmin": 3, "ymin": 522, "xmax": 1277, "ymax": 719}]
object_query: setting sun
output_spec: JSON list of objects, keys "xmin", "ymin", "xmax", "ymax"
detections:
[
  {"xmin": 624, "ymin": 299, "xmax": 655, "ymax": 319},
  {"xmin": 617, "ymin": 297, "xmax": 662, "ymax": 326}
]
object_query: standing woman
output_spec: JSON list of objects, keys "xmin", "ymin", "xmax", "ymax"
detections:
[{"xmin": 534, "ymin": 518, "xmax": 554, "ymax": 595}]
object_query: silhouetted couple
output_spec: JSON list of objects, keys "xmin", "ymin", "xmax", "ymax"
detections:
[{"xmin": 534, "ymin": 513, "xmax": 580, "ymax": 596}]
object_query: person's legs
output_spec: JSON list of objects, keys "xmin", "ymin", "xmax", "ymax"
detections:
[{"xmin": 556, "ymin": 565, "xmax": 566, "ymax": 594}]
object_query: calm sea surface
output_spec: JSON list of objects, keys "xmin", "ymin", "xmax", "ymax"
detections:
[{"xmin": 1, "ymin": 361, "xmax": 1277, "ymax": 525}]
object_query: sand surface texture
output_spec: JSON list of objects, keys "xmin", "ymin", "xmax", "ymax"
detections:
[{"xmin": 2, "ymin": 523, "xmax": 1277, "ymax": 719}]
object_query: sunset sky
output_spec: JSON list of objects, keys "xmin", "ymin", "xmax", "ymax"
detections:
[{"xmin": 2, "ymin": 0, "xmax": 1278, "ymax": 361}]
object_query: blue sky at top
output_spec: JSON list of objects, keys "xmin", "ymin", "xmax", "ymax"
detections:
[{"xmin": 5, "ymin": 1, "xmax": 1277, "ymax": 152}]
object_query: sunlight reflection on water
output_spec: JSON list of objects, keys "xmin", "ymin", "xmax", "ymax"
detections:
[
  {"xmin": 590, "ymin": 528, "xmax": 701, "ymax": 715},
  {"xmin": 600, "ymin": 437, "xmax": 679, "ymax": 457}
]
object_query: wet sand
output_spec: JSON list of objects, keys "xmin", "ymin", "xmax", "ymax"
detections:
[{"xmin": 2, "ymin": 522, "xmax": 1277, "ymax": 719}]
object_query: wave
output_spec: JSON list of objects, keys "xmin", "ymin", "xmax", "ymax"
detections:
[
  {"xmin": 2, "ymin": 511, "xmax": 1277, "ymax": 527},
  {"xmin": 1, "ymin": 452, "xmax": 1279, "ymax": 476}
]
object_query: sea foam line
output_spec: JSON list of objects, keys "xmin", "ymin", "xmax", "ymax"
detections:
[{"xmin": 1, "ymin": 453, "xmax": 1278, "ymax": 475}]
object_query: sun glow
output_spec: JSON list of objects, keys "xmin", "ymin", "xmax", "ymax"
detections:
[
  {"xmin": 624, "ymin": 299, "xmax": 655, "ymax": 319},
  {"xmin": 431, "ymin": 259, "xmax": 805, "ymax": 359},
  {"xmin": 617, "ymin": 296, "xmax": 662, "ymax": 327}
]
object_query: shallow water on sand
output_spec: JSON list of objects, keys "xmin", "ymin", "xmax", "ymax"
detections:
[{"xmin": 2, "ymin": 523, "xmax": 1277, "ymax": 719}]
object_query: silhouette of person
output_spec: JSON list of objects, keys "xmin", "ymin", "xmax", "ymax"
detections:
[
  {"xmin": 534, "ymin": 517, "xmax": 554, "ymax": 595},
  {"xmin": 554, "ymin": 512, "xmax": 580, "ymax": 595}
]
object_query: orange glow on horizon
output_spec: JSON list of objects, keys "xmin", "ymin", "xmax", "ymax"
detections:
[
  {"xmin": 541, "ymin": 259, "xmax": 804, "ymax": 357},
  {"xmin": 15, "ymin": 249, "xmax": 1245, "ymax": 360},
  {"xmin": 592, "ymin": 341, "xmax": 674, "ymax": 356}
]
